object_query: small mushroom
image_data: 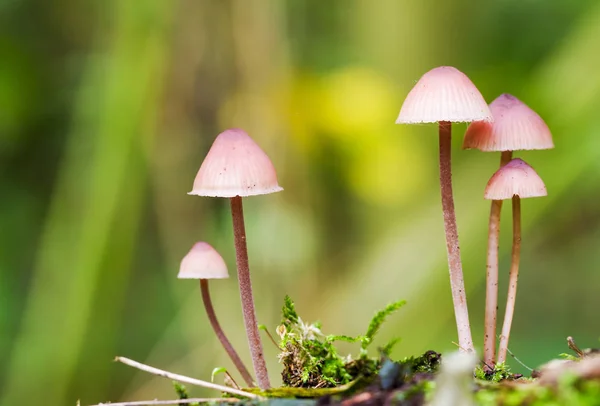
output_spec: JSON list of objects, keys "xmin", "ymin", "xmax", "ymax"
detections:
[
  {"xmin": 484, "ymin": 158, "xmax": 547, "ymax": 364},
  {"xmin": 464, "ymin": 93, "xmax": 553, "ymax": 369},
  {"xmin": 396, "ymin": 66, "xmax": 492, "ymax": 352},
  {"xmin": 178, "ymin": 242, "xmax": 255, "ymax": 387},
  {"xmin": 189, "ymin": 128, "xmax": 282, "ymax": 389}
]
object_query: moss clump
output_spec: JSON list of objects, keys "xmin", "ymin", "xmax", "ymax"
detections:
[
  {"xmin": 277, "ymin": 296, "xmax": 404, "ymax": 389},
  {"xmin": 475, "ymin": 362, "xmax": 523, "ymax": 383},
  {"xmin": 399, "ymin": 350, "xmax": 442, "ymax": 375}
]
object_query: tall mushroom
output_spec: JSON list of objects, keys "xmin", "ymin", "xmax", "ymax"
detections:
[
  {"xmin": 178, "ymin": 242, "xmax": 255, "ymax": 387},
  {"xmin": 189, "ymin": 128, "xmax": 283, "ymax": 389},
  {"xmin": 396, "ymin": 66, "xmax": 492, "ymax": 352},
  {"xmin": 463, "ymin": 94, "xmax": 553, "ymax": 368},
  {"xmin": 484, "ymin": 158, "xmax": 547, "ymax": 364}
]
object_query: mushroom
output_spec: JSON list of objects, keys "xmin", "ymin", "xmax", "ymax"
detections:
[
  {"xmin": 178, "ymin": 242, "xmax": 255, "ymax": 387},
  {"xmin": 189, "ymin": 128, "xmax": 282, "ymax": 389},
  {"xmin": 396, "ymin": 66, "xmax": 492, "ymax": 352},
  {"xmin": 463, "ymin": 94, "xmax": 553, "ymax": 368},
  {"xmin": 484, "ymin": 158, "xmax": 547, "ymax": 364}
]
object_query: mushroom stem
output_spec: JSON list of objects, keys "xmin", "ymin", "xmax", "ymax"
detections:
[
  {"xmin": 483, "ymin": 150, "xmax": 513, "ymax": 370},
  {"xmin": 438, "ymin": 121, "xmax": 474, "ymax": 352},
  {"xmin": 229, "ymin": 196, "xmax": 271, "ymax": 389},
  {"xmin": 497, "ymin": 195, "xmax": 521, "ymax": 363},
  {"xmin": 199, "ymin": 279, "xmax": 255, "ymax": 387}
]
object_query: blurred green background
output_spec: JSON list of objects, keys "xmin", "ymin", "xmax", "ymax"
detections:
[{"xmin": 2, "ymin": 0, "xmax": 600, "ymax": 404}]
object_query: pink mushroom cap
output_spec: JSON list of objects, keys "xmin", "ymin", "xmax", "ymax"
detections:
[
  {"xmin": 396, "ymin": 66, "xmax": 493, "ymax": 124},
  {"xmin": 178, "ymin": 242, "xmax": 229, "ymax": 279},
  {"xmin": 189, "ymin": 128, "xmax": 283, "ymax": 198},
  {"xmin": 463, "ymin": 93, "xmax": 554, "ymax": 151},
  {"xmin": 484, "ymin": 158, "xmax": 547, "ymax": 200}
]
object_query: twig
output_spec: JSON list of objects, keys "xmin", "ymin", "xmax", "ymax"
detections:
[
  {"xmin": 480, "ymin": 361, "xmax": 495, "ymax": 372},
  {"xmin": 115, "ymin": 357, "xmax": 259, "ymax": 399},
  {"xmin": 567, "ymin": 336, "xmax": 585, "ymax": 358},
  {"xmin": 451, "ymin": 341, "xmax": 471, "ymax": 353},
  {"xmin": 506, "ymin": 347, "xmax": 533, "ymax": 371},
  {"xmin": 89, "ymin": 398, "xmax": 240, "ymax": 406},
  {"xmin": 258, "ymin": 325, "xmax": 282, "ymax": 350}
]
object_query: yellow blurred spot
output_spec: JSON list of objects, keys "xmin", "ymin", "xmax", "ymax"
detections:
[
  {"xmin": 314, "ymin": 67, "xmax": 397, "ymax": 139},
  {"xmin": 284, "ymin": 75, "xmax": 322, "ymax": 152},
  {"xmin": 347, "ymin": 131, "xmax": 431, "ymax": 207}
]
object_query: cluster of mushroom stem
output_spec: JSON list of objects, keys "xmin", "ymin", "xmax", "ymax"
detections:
[
  {"xmin": 397, "ymin": 69, "xmax": 553, "ymax": 367},
  {"xmin": 481, "ymin": 150, "xmax": 513, "ymax": 366}
]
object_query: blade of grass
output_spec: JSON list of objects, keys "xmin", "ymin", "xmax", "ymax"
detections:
[{"xmin": 0, "ymin": 2, "xmax": 173, "ymax": 405}]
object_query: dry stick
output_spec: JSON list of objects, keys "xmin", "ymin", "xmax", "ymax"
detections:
[
  {"xmin": 230, "ymin": 196, "xmax": 271, "ymax": 389},
  {"xmin": 438, "ymin": 121, "xmax": 474, "ymax": 352},
  {"xmin": 199, "ymin": 279, "xmax": 255, "ymax": 387},
  {"xmin": 567, "ymin": 336, "xmax": 585, "ymax": 358},
  {"xmin": 497, "ymin": 195, "xmax": 522, "ymax": 363},
  {"xmin": 89, "ymin": 398, "xmax": 240, "ymax": 406},
  {"xmin": 114, "ymin": 357, "xmax": 259, "ymax": 399},
  {"xmin": 483, "ymin": 150, "xmax": 513, "ymax": 370}
]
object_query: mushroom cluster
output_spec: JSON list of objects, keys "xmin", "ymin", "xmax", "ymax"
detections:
[
  {"xmin": 397, "ymin": 68, "xmax": 553, "ymax": 370},
  {"xmin": 186, "ymin": 128, "xmax": 283, "ymax": 389},
  {"xmin": 179, "ymin": 67, "xmax": 552, "ymax": 388}
]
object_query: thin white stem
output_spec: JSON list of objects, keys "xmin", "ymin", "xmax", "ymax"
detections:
[
  {"xmin": 88, "ymin": 398, "xmax": 240, "ymax": 406},
  {"xmin": 114, "ymin": 357, "xmax": 259, "ymax": 399},
  {"xmin": 483, "ymin": 150, "xmax": 513, "ymax": 370},
  {"xmin": 230, "ymin": 196, "xmax": 270, "ymax": 389},
  {"xmin": 438, "ymin": 121, "xmax": 474, "ymax": 352},
  {"xmin": 497, "ymin": 195, "xmax": 521, "ymax": 363}
]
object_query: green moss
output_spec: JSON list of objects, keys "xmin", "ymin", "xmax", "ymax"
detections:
[
  {"xmin": 399, "ymin": 350, "xmax": 442, "ymax": 374},
  {"xmin": 173, "ymin": 381, "xmax": 201, "ymax": 405},
  {"xmin": 473, "ymin": 374, "xmax": 600, "ymax": 406},
  {"xmin": 475, "ymin": 362, "xmax": 522, "ymax": 383},
  {"xmin": 278, "ymin": 296, "xmax": 404, "ymax": 389},
  {"xmin": 244, "ymin": 380, "xmax": 358, "ymax": 398},
  {"xmin": 361, "ymin": 300, "xmax": 406, "ymax": 353}
]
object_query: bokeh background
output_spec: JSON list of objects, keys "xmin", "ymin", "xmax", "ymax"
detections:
[{"xmin": 2, "ymin": 0, "xmax": 600, "ymax": 404}]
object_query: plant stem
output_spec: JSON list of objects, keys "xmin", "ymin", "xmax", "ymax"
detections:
[
  {"xmin": 438, "ymin": 121, "xmax": 474, "ymax": 352},
  {"xmin": 483, "ymin": 151, "xmax": 513, "ymax": 370},
  {"xmin": 114, "ymin": 356, "xmax": 259, "ymax": 398},
  {"xmin": 199, "ymin": 279, "xmax": 255, "ymax": 387},
  {"xmin": 229, "ymin": 196, "xmax": 271, "ymax": 389},
  {"xmin": 497, "ymin": 195, "xmax": 521, "ymax": 363},
  {"xmin": 259, "ymin": 325, "xmax": 283, "ymax": 349}
]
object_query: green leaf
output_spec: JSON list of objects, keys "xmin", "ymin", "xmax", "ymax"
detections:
[
  {"xmin": 362, "ymin": 300, "xmax": 406, "ymax": 350},
  {"xmin": 211, "ymin": 367, "xmax": 228, "ymax": 382}
]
